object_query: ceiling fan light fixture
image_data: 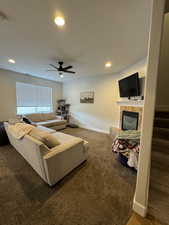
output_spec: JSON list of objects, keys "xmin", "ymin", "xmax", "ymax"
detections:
[
  {"xmin": 8, "ymin": 58, "xmax": 15, "ymax": 64},
  {"xmin": 60, "ymin": 74, "xmax": 64, "ymax": 78},
  {"xmin": 105, "ymin": 61, "xmax": 112, "ymax": 68},
  {"xmin": 54, "ymin": 16, "xmax": 65, "ymax": 27}
]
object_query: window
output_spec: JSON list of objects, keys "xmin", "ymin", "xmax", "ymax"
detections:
[{"xmin": 16, "ymin": 82, "xmax": 53, "ymax": 115}]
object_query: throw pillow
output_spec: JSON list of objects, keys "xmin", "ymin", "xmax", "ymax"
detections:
[
  {"xmin": 43, "ymin": 134, "xmax": 60, "ymax": 148},
  {"xmin": 23, "ymin": 117, "xmax": 32, "ymax": 124},
  {"xmin": 29, "ymin": 128, "xmax": 60, "ymax": 148}
]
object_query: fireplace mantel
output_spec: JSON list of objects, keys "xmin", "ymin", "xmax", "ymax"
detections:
[{"xmin": 116, "ymin": 100, "xmax": 144, "ymax": 107}]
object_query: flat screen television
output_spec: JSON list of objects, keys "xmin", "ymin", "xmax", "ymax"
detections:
[{"xmin": 118, "ymin": 73, "xmax": 140, "ymax": 98}]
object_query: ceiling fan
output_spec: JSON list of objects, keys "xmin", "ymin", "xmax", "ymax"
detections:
[{"xmin": 47, "ymin": 61, "xmax": 75, "ymax": 77}]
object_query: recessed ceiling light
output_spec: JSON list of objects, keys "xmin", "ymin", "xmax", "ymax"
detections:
[
  {"xmin": 8, "ymin": 59, "xmax": 15, "ymax": 64},
  {"xmin": 60, "ymin": 74, "xmax": 64, "ymax": 78},
  {"xmin": 105, "ymin": 62, "xmax": 112, "ymax": 68},
  {"xmin": 54, "ymin": 16, "xmax": 65, "ymax": 26}
]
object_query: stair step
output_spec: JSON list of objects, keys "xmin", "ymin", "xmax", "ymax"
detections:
[
  {"xmin": 151, "ymin": 150, "xmax": 169, "ymax": 170},
  {"xmin": 154, "ymin": 117, "xmax": 169, "ymax": 129},
  {"xmin": 153, "ymin": 127, "xmax": 169, "ymax": 140},
  {"xmin": 151, "ymin": 150, "xmax": 169, "ymax": 191},
  {"xmin": 150, "ymin": 179, "xmax": 169, "ymax": 195},
  {"xmin": 151, "ymin": 164, "xmax": 169, "ymax": 179},
  {"xmin": 150, "ymin": 178, "xmax": 169, "ymax": 196},
  {"xmin": 149, "ymin": 187, "xmax": 169, "ymax": 225},
  {"xmin": 152, "ymin": 138, "xmax": 169, "ymax": 155},
  {"xmin": 151, "ymin": 166, "xmax": 169, "ymax": 190},
  {"xmin": 150, "ymin": 112, "xmax": 169, "ymax": 225},
  {"xmin": 155, "ymin": 110, "xmax": 169, "ymax": 119}
]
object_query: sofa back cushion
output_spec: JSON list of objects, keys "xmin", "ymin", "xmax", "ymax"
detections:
[
  {"xmin": 8, "ymin": 123, "xmax": 34, "ymax": 140},
  {"xmin": 41, "ymin": 113, "xmax": 56, "ymax": 121},
  {"xmin": 29, "ymin": 128, "xmax": 60, "ymax": 149},
  {"xmin": 25, "ymin": 113, "xmax": 43, "ymax": 122}
]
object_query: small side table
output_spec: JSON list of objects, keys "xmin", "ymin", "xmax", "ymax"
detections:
[{"xmin": 0, "ymin": 122, "xmax": 9, "ymax": 146}]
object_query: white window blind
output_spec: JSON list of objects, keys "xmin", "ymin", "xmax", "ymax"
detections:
[{"xmin": 16, "ymin": 82, "xmax": 53, "ymax": 114}]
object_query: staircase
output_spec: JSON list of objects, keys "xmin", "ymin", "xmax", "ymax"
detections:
[{"xmin": 148, "ymin": 110, "xmax": 169, "ymax": 225}]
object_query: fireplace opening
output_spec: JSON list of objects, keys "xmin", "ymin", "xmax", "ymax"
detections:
[{"xmin": 122, "ymin": 111, "xmax": 139, "ymax": 130}]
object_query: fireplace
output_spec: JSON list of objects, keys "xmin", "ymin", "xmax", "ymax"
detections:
[{"xmin": 122, "ymin": 111, "xmax": 139, "ymax": 130}]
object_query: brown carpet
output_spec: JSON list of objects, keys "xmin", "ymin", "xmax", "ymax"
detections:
[{"xmin": 0, "ymin": 128, "xmax": 136, "ymax": 225}]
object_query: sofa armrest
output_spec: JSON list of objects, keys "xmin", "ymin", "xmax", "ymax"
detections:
[{"xmin": 43, "ymin": 139, "xmax": 87, "ymax": 186}]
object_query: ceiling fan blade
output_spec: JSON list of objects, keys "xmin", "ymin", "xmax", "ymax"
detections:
[
  {"xmin": 63, "ymin": 66, "xmax": 73, "ymax": 70},
  {"xmin": 64, "ymin": 70, "xmax": 76, "ymax": 74},
  {"xmin": 49, "ymin": 64, "xmax": 58, "ymax": 69}
]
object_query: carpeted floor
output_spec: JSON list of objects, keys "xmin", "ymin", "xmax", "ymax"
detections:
[{"xmin": 0, "ymin": 128, "xmax": 136, "ymax": 225}]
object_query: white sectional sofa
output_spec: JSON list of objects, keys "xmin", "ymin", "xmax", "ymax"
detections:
[
  {"xmin": 4, "ymin": 122, "xmax": 88, "ymax": 186},
  {"xmin": 23, "ymin": 112, "xmax": 67, "ymax": 130}
]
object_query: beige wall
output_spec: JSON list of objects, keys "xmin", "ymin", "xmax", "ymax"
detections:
[
  {"xmin": 0, "ymin": 69, "xmax": 63, "ymax": 121},
  {"xmin": 63, "ymin": 60, "xmax": 146, "ymax": 133},
  {"xmin": 156, "ymin": 12, "xmax": 169, "ymax": 107}
]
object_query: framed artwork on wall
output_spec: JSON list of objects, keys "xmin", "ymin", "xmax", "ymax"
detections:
[{"xmin": 80, "ymin": 91, "xmax": 94, "ymax": 103}]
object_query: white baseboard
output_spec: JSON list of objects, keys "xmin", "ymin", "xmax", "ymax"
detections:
[
  {"xmin": 79, "ymin": 124, "xmax": 109, "ymax": 134},
  {"xmin": 133, "ymin": 196, "xmax": 147, "ymax": 217}
]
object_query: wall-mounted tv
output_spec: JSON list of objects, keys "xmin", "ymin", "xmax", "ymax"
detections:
[{"xmin": 118, "ymin": 72, "xmax": 140, "ymax": 98}]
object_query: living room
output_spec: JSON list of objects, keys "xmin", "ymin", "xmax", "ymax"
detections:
[{"xmin": 0, "ymin": 1, "xmax": 168, "ymax": 225}]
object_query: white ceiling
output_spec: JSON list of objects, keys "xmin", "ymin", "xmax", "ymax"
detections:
[{"xmin": 0, "ymin": 0, "xmax": 151, "ymax": 82}]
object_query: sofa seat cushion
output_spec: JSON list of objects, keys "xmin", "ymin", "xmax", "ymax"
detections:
[
  {"xmin": 29, "ymin": 128, "xmax": 60, "ymax": 149},
  {"xmin": 51, "ymin": 132, "xmax": 83, "ymax": 145},
  {"xmin": 36, "ymin": 119, "xmax": 67, "ymax": 128}
]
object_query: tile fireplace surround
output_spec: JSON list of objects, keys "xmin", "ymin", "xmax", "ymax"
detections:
[
  {"xmin": 120, "ymin": 106, "xmax": 143, "ymax": 130},
  {"xmin": 110, "ymin": 101, "xmax": 143, "ymax": 137}
]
